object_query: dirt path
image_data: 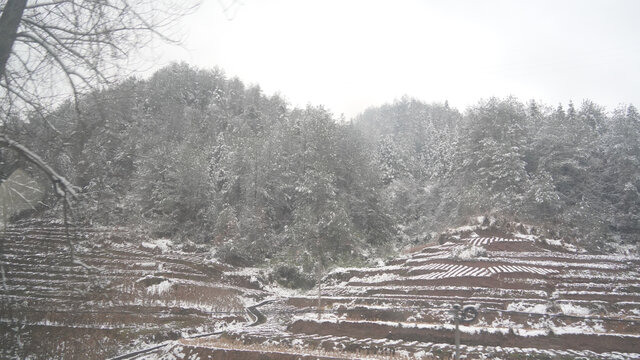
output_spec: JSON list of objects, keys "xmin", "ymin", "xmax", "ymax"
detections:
[{"xmin": 247, "ymin": 299, "xmax": 275, "ymax": 326}]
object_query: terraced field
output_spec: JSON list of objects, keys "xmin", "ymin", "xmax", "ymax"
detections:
[
  {"xmin": 173, "ymin": 226, "xmax": 640, "ymax": 359},
  {"xmin": 3, "ymin": 221, "xmax": 640, "ymax": 359},
  {"xmin": 0, "ymin": 222, "xmax": 264, "ymax": 359}
]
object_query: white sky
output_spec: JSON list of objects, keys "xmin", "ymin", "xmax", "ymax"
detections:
[{"xmin": 146, "ymin": 0, "xmax": 640, "ymax": 118}]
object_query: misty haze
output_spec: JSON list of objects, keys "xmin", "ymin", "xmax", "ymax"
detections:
[{"xmin": 1, "ymin": 1, "xmax": 639, "ymax": 359}]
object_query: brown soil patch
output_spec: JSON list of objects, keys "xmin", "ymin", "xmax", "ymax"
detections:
[
  {"xmin": 371, "ymin": 275, "xmax": 549, "ymax": 292},
  {"xmin": 177, "ymin": 337, "xmax": 408, "ymax": 360},
  {"xmin": 485, "ymin": 241, "xmax": 541, "ymax": 252},
  {"xmin": 177, "ymin": 347, "xmax": 347, "ymax": 360},
  {"xmin": 473, "ymin": 228, "xmax": 513, "ymax": 238},
  {"xmin": 289, "ymin": 320, "xmax": 640, "ymax": 354},
  {"xmin": 286, "ymin": 296, "xmax": 467, "ymax": 310},
  {"xmin": 360, "ymin": 287, "xmax": 477, "ymax": 298},
  {"xmin": 559, "ymin": 293, "xmax": 640, "ymax": 302},
  {"xmin": 404, "ymin": 243, "xmax": 436, "ymax": 254},
  {"xmin": 515, "ymin": 255, "xmax": 629, "ymax": 264}
]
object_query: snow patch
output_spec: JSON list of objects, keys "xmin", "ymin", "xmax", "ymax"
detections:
[
  {"xmin": 507, "ymin": 302, "xmax": 549, "ymax": 314},
  {"xmin": 452, "ymin": 245, "xmax": 486, "ymax": 260},
  {"xmin": 513, "ymin": 233, "xmax": 537, "ymax": 241},
  {"xmin": 348, "ymin": 273, "xmax": 401, "ymax": 284},
  {"xmin": 141, "ymin": 238, "xmax": 173, "ymax": 253},
  {"xmin": 558, "ymin": 303, "xmax": 591, "ymax": 317},
  {"xmin": 136, "ymin": 262, "xmax": 156, "ymax": 268},
  {"xmin": 146, "ymin": 280, "xmax": 173, "ymax": 295}
]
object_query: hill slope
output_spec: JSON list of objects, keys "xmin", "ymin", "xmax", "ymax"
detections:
[
  {"xmin": 0, "ymin": 222, "xmax": 266, "ymax": 359},
  {"xmin": 2, "ymin": 221, "xmax": 639, "ymax": 359},
  {"xmin": 174, "ymin": 223, "xmax": 640, "ymax": 359}
]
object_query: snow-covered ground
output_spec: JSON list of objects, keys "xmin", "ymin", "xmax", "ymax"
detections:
[
  {"xmin": 3, "ymin": 223, "xmax": 640, "ymax": 359},
  {"xmin": 199, "ymin": 224, "xmax": 640, "ymax": 359}
]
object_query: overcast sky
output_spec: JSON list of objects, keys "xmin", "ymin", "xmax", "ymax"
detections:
[{"xmin": 147, "ymin": 0, "xmax": 640, "ymax": 118}]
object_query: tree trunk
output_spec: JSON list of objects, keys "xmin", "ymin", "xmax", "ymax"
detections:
[
  {"xmin": 316, "ymin": 259, "xmax": 322, "ymax": 319},
  {"xmin": 316, "ymin": 234, "xmax": 323, "ymax": 319},
  {"xmin": 0, "ymin": 0, "xmax": 28, "ymax": 77},
  {"xmin": 1, "ymin": 189, "xmax": 7, "ymax": 290},
  {"xmin": 63, "ymin": 197, "xmax": 74, "ymax": 262}
]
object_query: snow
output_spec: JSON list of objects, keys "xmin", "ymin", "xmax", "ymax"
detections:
[
  {"xmin": 146, "ymin": 280, "xmax": 173, "ymax": 295},
  {"xmin": 545, "ymin": 239, "xmax": 562, "ymax": 246},
  {"xmin": 409, "ymin": 264, "xmax": 493, "ymax": 280},
  {"xmin": 558, "ymin": 303, "xmax": 591, "ymax": 317},
  {"xmin": 487, "ymin": 257, "xmax": 623, "ymax": 270},
  {"xmin": 329, "ymin": 265, "xmax": 404, "ymax": 275},
  {"xmin": 224, "ymin": 267, "xmax": 263, "ymax": 277},
  {"xmin": 141, "ymin": 238, "xmax": 173, "ymax": 253},
  {"xmin": 516, "ymin": 328, "xmax": 549, "ymax": 337},
  {"xmin": 348, "ymin": 273, "xmax": 401, "ymax": 284},
  {"xmin": 136, "ymin": 262, "xmax": 157, "ymax": 268},
  {"xmin": 513, "ymin": 233, "xmax": 537, "ymax": 241},
  {"xmin": 466, "ymin": 237, "xmax": 533, "ymax": 246},
  {"xmin": 453, "ymin": 244, "xmax": 486, "ymax": 260},
  {"xmin": 7, "ymin": 222, "xmax": 640, "ymax": 360},
  {"xmin": 507, "ymin": 302, "xmax": 549, "ymax": 314},
  {"xmin": 549, "ymin": 322, "xmax": 623, "ymax": 336},
  {"xmin": 450, "ymin": 225, "xmax": 478, "ymax": 233},
  {"xmin": 292, "ymin": 316, "xmax": 637, "ymax": 340}
]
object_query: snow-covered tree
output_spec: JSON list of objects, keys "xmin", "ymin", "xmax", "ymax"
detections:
[{"xmin": 0, "ymin": 0, "xmax": 198, "ymax": 199}]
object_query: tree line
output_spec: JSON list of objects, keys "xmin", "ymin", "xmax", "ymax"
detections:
[{"xmin": 5, "ymin": 63, "xmax": 639, "ymax": 275}]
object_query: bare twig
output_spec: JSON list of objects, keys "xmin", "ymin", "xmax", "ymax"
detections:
[{"xmin": 0, "ymin": 133, "xmax": 78, "ymax": 197}]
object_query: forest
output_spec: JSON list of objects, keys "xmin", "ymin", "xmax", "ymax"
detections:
[{"xmin": 3, "ymin": 63, "xmax": 639, "ymax": 279}]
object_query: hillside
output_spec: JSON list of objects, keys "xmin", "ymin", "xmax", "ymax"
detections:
[
  {"xmin": 6, "ymin": 65, "xmax": 638, "ymax": 272},
  {"xmin": 161, "ymin": 220, "xmax": 640, "ymax": 359},
  {"xmin": 2, "ymin": 4, "xmax": 640, "ymax": 360},
  {"xmin": 2, "ymin": 220, "xmax": 639, "ymax": 359},
  {"xmin": 0, "ymin": 221, "xmax": 267, "ymax": 359}
]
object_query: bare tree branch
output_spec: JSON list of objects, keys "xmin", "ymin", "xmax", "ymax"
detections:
[
  {"xmin": 0, "ymin": 0, "xmax": 200, "ymax": 209},
  {"xmin": 9, "ymin": 186, "xmax": 37, "ymax": 210},
  {"xmin": 6, "ymin": 177, "xmax": 43, "ymax": 193},
  {"xmin": 2, "ymin": 0, "xmax": 199, "ymax": 118},
  {"xmin": 0, "ymin": 133, "xmax": 78, "ymax": 197},
  {"xmin": 23, "ymin": 1, "xmax": 70, "ymax": 10}
]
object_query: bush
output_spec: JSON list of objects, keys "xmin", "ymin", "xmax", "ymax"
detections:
[{"xmin": 273, "ymin": 265, "xmax": 315, "ymax": 289}]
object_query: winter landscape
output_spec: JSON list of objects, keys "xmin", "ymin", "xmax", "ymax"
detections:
[
  {"xmin": 2, "ymin": 219, "xmax": 639, "ymax": 359},
  {"xmin": 1, "ymin": 1, "xmax": 640, "ymax": 359}
]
